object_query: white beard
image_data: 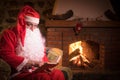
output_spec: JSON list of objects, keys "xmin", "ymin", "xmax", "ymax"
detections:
[{"xmin": 16, "ymin": 28, "xmax": 45, "ymax": 62}]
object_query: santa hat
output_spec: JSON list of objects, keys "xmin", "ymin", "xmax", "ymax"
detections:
[{"xmin": 16, "ymin": 5, "xmax": 40, "ymax": 46}]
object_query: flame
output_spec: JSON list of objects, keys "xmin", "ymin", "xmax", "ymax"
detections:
[
  {"xmin": 70, "ymin": 55, "xmax": 82, "ymax": 66},
  {"xmin": 69, "ymin": 41, "xmax": 90, "ymax": 66}
]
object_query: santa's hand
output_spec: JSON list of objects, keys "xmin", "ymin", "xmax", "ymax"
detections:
[{"xmin": 22, "ymin": 63, "xmax": 32, "ymax": 71}]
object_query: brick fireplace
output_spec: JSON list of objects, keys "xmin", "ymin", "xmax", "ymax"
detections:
[{"xmin": 45, "ymin": 20, "xmax": 120, "ymax": 72}]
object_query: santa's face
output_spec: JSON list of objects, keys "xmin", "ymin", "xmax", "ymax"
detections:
[{"xmin": 26, "ymin": 21, "xmax": 39, "ymax": 31}]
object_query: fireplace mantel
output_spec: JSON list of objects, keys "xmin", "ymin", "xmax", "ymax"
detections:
[{"xmin": 45, "ymin": 20, "xmax": 120, "ymax": 28}]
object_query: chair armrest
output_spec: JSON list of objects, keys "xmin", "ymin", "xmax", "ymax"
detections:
[{"xmin": 0, "ymin": 59, "xmax": 11, "ymax": 80}]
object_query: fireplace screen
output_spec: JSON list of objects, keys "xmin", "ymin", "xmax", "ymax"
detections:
[{"xmin": 69, "ymin": 40, "xmax": 100, "ymax": 69}]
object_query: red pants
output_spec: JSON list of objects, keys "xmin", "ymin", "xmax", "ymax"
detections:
[{"xmin": 12, "ymin": 69, "xmax": 65, "ymax": 80}]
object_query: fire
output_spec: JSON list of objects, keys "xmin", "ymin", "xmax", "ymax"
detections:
[{"xmin": 69, "ymin": 41, "xmax": 90, "ymax": 67}]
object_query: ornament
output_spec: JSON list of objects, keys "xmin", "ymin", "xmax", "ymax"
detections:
[{"xmin": 74, "ymin": 22, "xmax": 82, "ymax": 35}]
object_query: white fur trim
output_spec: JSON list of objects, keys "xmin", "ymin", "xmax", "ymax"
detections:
[
  {"xmin": 16, "ymin": 58, "xmax": 29, "ymax": 71},
  {"xmin": 25, "ymin": 16, "xmax": 39, "ymax": 24}
]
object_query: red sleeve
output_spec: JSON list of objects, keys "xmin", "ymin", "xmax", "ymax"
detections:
[
  {"xmin": 0, "ymin": 29, "xmax": 24, "ymax": 69},
  {"xmin": 42, "ymin": 54, "xmax": 48, "ymax": 62}
]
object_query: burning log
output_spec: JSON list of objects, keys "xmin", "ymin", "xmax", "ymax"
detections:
[
  {"xmin": 84, "ymin": 62, "xmax": 94, "ymax": 68},
  {"xmin": 69, "ymin": 41, "xmax": 97, "ymax": 69},
  {"xmin": 69, "ymin": 48, "xmax": 80, "ymax": 60},
  {"xmin": 69, "ymin": 48, "xmax": 95, "ymax": 68}
]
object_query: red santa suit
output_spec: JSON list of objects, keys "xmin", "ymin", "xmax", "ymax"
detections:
[{"xmin": 0, "ymin": 5, "xmax": 65, "ymax": 80}]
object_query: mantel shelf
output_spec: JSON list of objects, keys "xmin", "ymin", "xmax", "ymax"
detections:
[{"xmin": 45, "ymin": 20, "xmax": 120, "ymax": 28}]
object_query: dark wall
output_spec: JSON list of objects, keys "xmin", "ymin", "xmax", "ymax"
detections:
[{"xmin": 0, "ymin": 0, "xmax": 55, "ymax": 34}]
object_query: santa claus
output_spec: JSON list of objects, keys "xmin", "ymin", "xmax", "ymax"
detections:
[{"xmin": 0, "ymin": 5, "xmax": 65, "ymax": 80}]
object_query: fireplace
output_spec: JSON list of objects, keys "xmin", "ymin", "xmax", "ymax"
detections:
[{"xmin": 45, "ymin": 20, "xmax": 120, "ymax": 72}]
